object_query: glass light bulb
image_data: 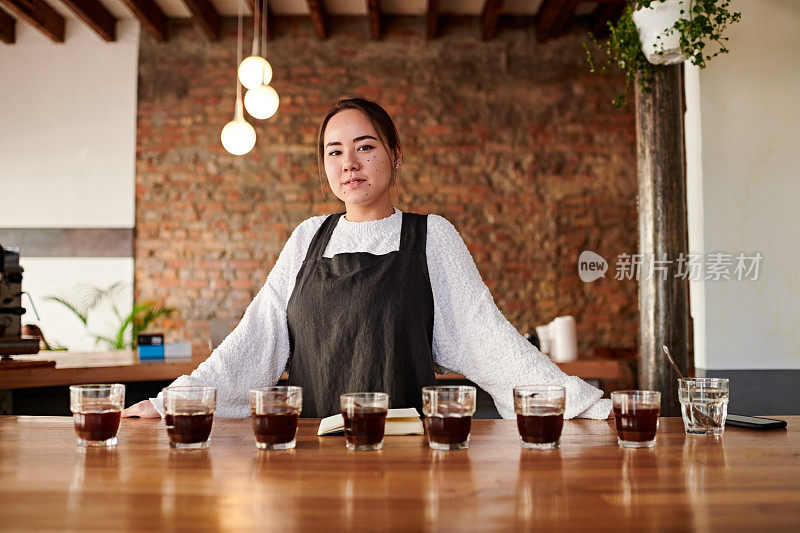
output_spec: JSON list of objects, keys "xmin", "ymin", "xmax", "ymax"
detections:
[
  {"xmin": 244, "ymin": 85, "xmax": 280, "ymax": 120},
  {"xmin": 262, "ymin": 60, "xmax": 273, "ymax": 85},
  {"xmin": 220, "ymin": 118, "xmax": 256, "ymax": 155},
  {"xmin": 238, "ymin": 56, "xmax": 268, "ymax": 90}
]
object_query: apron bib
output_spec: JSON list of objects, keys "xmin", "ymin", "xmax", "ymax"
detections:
[{"xmin": 286, "ymin": 212, "xmax": 436, "ymax": 417}]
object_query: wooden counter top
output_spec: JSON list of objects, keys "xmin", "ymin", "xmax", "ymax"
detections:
[
  {"xmin": 0, "ymin": 416, "xmax": 796, "ymax": 531},
  {"xmin": 1, "ymin": 350, "xmax": 624, "ymax": 390},
  {"xmin": 0, "ymin": 351, "xmax": 199, "ymax": 389}
]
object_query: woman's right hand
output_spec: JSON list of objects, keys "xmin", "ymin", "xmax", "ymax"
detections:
[{"xmin": 121, "ymin": 400, "xmax": 161, "ymax": 418}]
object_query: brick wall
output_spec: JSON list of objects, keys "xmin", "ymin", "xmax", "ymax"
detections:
[{"xmin": 135, "ymin": 16, "xmax": 639, "ymax": 358}]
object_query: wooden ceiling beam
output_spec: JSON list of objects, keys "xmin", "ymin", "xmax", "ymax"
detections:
[
  {"xmin": 590, "ymin": 1, "xmax": 625, "ymax": 38},
  {"xmin": 245, "ymin": 0, "xmax": 273, "ymax": 41},
  {"xmin": 0, "ymin": 8, "xmax": 15, "ymax": 43},
  {"xmin": 60, "ymin": 0, "xmax": 116, "ymax": 41},
  {"xmin": 182, "ymin": 0, "xmax": 220, "ymax": 41},
  {"xmin": 425, "ymin": 0, "xmax": 438, "ymax": 40},
  {"xmin": 305, "ymin": 0, "xmax": 327, "ymax": 40},
  {"xmin": 118, "ymin": 0, "xmax": 168, "ymax": 42},
  {"xmin": 535, "ymin": 0, "xmax": 578, "ymax": 43},
  {"xmin": 480, "ymin": 0, "xmax": 503, "ymax": 41},
  {"xmin": 366, "ymin": 0, "xmax": 380, "ymax": 40},
  {"xmin": 0, "ymin": 0, "xmax": 64, "ymax": 43}
]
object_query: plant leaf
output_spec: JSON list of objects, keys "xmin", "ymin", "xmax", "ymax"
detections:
[
  {"xmin": 91, "ymin": 334, "xmax": 122, "ymax": 350},
  {"xmin": 43, "ymin": 295, "xmax": 89, "ymax": 326},
  {"xmin": 130, "ymin": 302, "xmax": 175, "ymax": 346},
  {"xmin": 81, "ymin": 282, "xmax": 130, "ymax": 322}
]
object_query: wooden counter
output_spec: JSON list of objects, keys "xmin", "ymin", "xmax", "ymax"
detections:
[
  {"xmin": 0, "ymin": 351, "xmax": 199, "ymax": 390},
  {"xmin": 0, "ymin": 350, "xmax": 624, "ymax": 390},
  {"xmin": 0, "ymin": 416, "xmax": 796, "ymax": 531}
]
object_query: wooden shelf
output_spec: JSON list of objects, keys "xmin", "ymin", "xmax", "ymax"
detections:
[
  {"xmin": 0, "ymin": 351, "xmax": 625, "ymax": 390},
  {"xmin": 0, "ymin": 351, "xmax": 199, "ymax": 390}
]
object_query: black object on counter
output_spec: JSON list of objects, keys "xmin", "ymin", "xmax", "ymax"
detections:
[
  {"xmin": 137, "ymin": 333, "xmax": 164, "ymax": 346},
  {"xmin": 525, "ymin": 332, "xmax": 540, "ymax": 350}
]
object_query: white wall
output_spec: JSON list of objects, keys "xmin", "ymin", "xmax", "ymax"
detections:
[
  {"xmin": 20, "ymin": 258, "xmax": 135, "ymax": 351},
  {"xmin": 686, "ymin": 0, "xmax": 800, "ymax": 369},
  {"xmin": 0, "ymin": 20, "xmax": 139, "ymax": 228},
  {"xmin": 684, "ymin": 63, "xmax": 707, "ymax": 370},
  {"xmin": 0, "ymin": 20, "xmax": 140, "ymax": 351}
]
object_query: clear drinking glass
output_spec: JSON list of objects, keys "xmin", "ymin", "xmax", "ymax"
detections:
[
  {"xmin": 513, "ymin": 385, "xmax": 566, "ymax": 450},
  {"xmin": 340, "ymin": 392, "xmax": 389, "ymax": 451},
  {"xmin": 611, "ymin": 390, "xmax": 661, "ymax": 448},
  {"xmin": 163, "ymin": 386, "xmax": 216, "ymax": 450},
  {"xmin": 250, "ymin": 386, "xmax": 302, "ymax": 450},
  {"xmin": 678, "ymin": 378, "xmax": 729, "ymax": 436},
  {"xmin": 422, "ymin": 386, "xmax": 476, "ymax": 450},
  {"xmin": 69, "ymin": 384, "xmax": 125, "ymax": 447}
]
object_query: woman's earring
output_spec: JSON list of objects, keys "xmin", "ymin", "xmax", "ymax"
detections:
[{"xmin": 395, "ymin": 164, "xmax": 400, "ymax": 170}]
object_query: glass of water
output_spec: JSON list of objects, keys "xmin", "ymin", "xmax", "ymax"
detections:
[{"xmin": 678, "ymin": 378, "xmax": 729, "ymax": 436}]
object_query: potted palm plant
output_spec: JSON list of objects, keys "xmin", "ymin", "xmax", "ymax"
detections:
[
  {"xmin": 585, "ymin": 0, "xmax": 742, "ymax": 106},
  {"xmin": 46, "ymin": 282, "xmax": 174, "ymax": 350}
]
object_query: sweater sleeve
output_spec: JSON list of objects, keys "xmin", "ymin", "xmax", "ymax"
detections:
[
  {"xmin": 426, "ymin": 215, "xmax": 611, "ymax": 420},
  {"xmin": 149, "ymin": 217, "xmax": 325, "ymax": 417}
]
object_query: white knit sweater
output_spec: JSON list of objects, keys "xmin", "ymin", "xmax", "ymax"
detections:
[{"xmin": 151, "ymin": 209, "xmax": 611, "ymax": 420}]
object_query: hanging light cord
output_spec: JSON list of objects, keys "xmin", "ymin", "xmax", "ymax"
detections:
[
  {"xmin": 235, "ymin": 0, "xmax": 243, "ymax": 115},
  {"xmin": 252, "ymin": 0, "xmax": 260, "ymax": 56},
  {"xmin": 261, "ymin": 0, "xmax": 267, "ymax": 60}
]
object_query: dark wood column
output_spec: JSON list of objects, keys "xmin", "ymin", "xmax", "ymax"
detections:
[{"xmin": 635, "ymin": 64, "xmax": 691, "ymax": 416}]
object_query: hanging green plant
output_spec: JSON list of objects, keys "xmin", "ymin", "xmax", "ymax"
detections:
[{"xmin": 584, "ymin": 0, "xmax": 742, "ymax": 107}]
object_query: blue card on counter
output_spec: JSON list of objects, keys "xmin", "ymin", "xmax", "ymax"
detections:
[{"xmin": 138, "ymin": 344, "xmax": 165, "ymax": 360}]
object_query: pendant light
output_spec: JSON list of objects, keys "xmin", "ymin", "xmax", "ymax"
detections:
[
  {"xmin": 221, "ymin": 1, "xmax": 256, "ymax": 156},
  {"xmin": 221, "ymin": 98, "xmax": 256, "ymax": 156},
  {"xmin": 238, "ymin": 0, "xmax": 272, "ymax": 90},
  {"xmin": 244, "ymin": 0, "xmax": 280, "ymax": 120},
  {"xmin": 244, "ymin": 85, "xmax": 280, "ymax": 119}
]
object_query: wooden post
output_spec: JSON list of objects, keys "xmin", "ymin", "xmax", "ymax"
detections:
[{"xmin": 635, "ymin": 65, "xmax": 691, "ymax": 416}]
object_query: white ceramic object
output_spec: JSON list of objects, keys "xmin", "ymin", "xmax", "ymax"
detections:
[
  {"xmin": 535, "ymin": 325, "xmax": 552, "ymax": 356},
  {"xmin": 632, "ymin": 0, "xmax": 686, "ymax": 65},
  {"xmin": 535, "ymin": 316, "xmax": 578, "ymax": 362},
  {"xmin": 550, "ymin": 316, "xmax": 578, "ymax": 363}
]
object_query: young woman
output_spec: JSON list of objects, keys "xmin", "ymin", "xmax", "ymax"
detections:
[{"xmin": 123, "ymin": 97, "xmax": 611, "ymax": 420}]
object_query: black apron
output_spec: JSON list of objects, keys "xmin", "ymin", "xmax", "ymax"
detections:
[{"xmin": 286, "ymin": 212, "xmax": 437, "ymax": 418}]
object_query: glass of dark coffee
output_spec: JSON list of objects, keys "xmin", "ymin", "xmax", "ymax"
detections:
[
  {"xmin": 163, "ymin": 386, "xmax": 216, "ymax": 450},
  {"xmin": 611, "ymin": 390, "xmax": 661, "ymax": 448},
  {"xmin": 513, "ymin": 385, "xmax": 566, "ymax": 450},
  {"xmin": 340, "ymin": 392, "xmax": 389, "ymax": 451},
  {"xmin": 422, "ymin": 386, "xmax": 476, "ymax": 451},
  {"xmin": 249, "ymin": 386, "xmax": 302, "ymax": 450},
  {"xmin": 69, "ymin": 384, "xmax": 125, "ymax": 447}
]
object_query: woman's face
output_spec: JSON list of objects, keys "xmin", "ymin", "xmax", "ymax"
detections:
[{"xmin": 323, "ymin": 109, "xmax": 398, "ymax": 212}]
